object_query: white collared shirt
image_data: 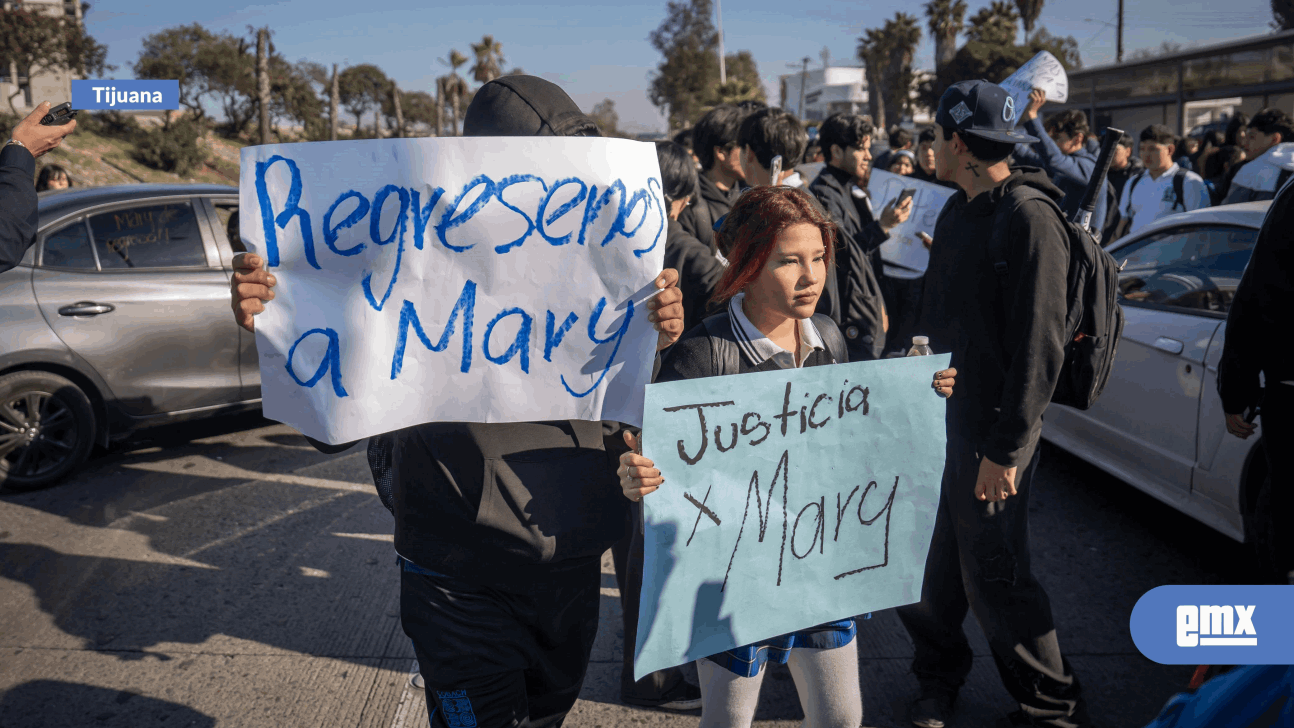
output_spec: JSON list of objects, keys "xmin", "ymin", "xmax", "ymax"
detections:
[
  {"xmin": 727, "ymin": 292, "xmax": 824, "ymax": 368},
  {"xmin": 1119, "ymin": 162, "xmax": 1210, "ymax": 235}
]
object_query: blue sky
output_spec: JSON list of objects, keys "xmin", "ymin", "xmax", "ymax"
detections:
[{"xmin": 85, "ymin": 1, "xmax": 1276, "ymax": 134}]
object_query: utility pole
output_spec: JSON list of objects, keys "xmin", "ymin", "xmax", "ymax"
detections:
[
  {"xmin": 329, "ymin": 64, "xmax": 338, "ymax": 141},
  {"xmin": 392, "ymin": 82, "xmax": 404, "ymax": 138},
  {"xmin": 716, "ymin": 0, "xmax": 726, "ymax": 85},
  {"xmin": 798, "ymin": 57, "xmax": 810, "ymax": 119},
  {"xmin": 1117, "ymin": 0, "xmax": 1124, "ymax": 63},
  {"xmin": 257, "ymin": 28, "xmax": 271, "ymax": 145}
]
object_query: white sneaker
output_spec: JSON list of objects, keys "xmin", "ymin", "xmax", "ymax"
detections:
[{"xmin": 408, "ymin": 659, "xmax": 424, "ymax": 690}]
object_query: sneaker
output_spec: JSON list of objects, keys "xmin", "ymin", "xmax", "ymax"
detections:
[
  {"xmin": 910, "ymin": 693, "xmax": 956, "ymax": 728},
  {"xmin": 621, "ymin": 679, "xmax": 702, "ymax": 711},
  {"xmin": 408, "ymin": 659, "xmax": 424, "ymax": 690}
]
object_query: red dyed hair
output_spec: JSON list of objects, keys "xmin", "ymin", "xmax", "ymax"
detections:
[{"xmin": 711, "ymin": 186, "xmax": 838, "ymax": 306}]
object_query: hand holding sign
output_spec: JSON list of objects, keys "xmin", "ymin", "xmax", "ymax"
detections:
[
  {"xmin": 1000, "ymin": 51, "xmax": 1069, "ymax": 128},
  {"xmin": 1023, "ymin": 88, "xmax": 1048, "ymax": 124}
]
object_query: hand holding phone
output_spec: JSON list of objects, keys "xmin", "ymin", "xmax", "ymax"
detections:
[
  {"xmin": 40, "ymin": 102, "xmax": 78, "ymax": 126},
  {"xmin": 896, "ymin": 188, "xmax": 917, "ymax": 207}
]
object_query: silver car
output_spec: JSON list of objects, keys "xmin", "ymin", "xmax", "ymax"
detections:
[
  {"xmin": 1043, "ymin": 201, "xmax": 1271, "ymax": 544},
  {"xmin": 1, "ymin": 184, "xmax": 255, "ymax": 490}
]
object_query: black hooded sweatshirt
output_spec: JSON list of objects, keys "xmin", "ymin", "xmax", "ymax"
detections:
[
  {"xmin": 312, "ymin": 77, "xmax": 632, "ymax": 591},
  {"xmin": 916, "ymin": 167, "xmax": 1071, "ymax": 467}
]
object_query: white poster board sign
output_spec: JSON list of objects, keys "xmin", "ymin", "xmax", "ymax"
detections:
[
  {"xmin": 871, "ymin": 170, "xmax": 956, "ymax": 279},
  {"xmin": 239, "ymin": 138, "xmax": 666, "ymax": 444},
  {"xmin": 1000, "ymin": 50, "xmax": 1069, "ymax": 124}
]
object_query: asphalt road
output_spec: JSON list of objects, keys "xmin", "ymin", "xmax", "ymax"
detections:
[{"xmin": 0, "ymin": 412, "xmax": 1255, "ymax": 728}]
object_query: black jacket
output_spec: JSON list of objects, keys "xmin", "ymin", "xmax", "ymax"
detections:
[
  {"xmin": 0, "ymin": 144, "xmax": 38, "ymax": 274},
  {"xmin": 1217, "ymin": 178, "xmax": 1294, "ymax": 413},
  {"xmin": 656, "ymin": 311, "xmax": 847, "ymax": 383},
  {"xmin": 808, "ymin": 164, "xmax": 888, "ymax": 346},
  {"xmin": 678, "ymin": 172, "xmax": 739, "ymax": 254},
  {"xmin": 915, "ymin": 168, "xmax": 1070, "ymax": 467},
  {"xmin": 664, "ymin": 219, "xmax": 724, "ymax": 332},
  {"xmin": 309, "ymin": 76, "xmax": 629, "ymax": 592}
]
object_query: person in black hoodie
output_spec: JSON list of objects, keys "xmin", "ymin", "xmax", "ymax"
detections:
[
  {"xmin": 898, "ymin": 81, "xmax": 1091, "ymax": 728},
  {"xmin": 1217, "ymin": 176, "xmax": 1294, "ymax": 585},
  {"xmin": 230, "ymin": 75, "xmax": 692, "ymax": 727},
  {"xmin": 678, "ymin": 105, "xmax": 747, "ymax": 255},
  {"xmin": 809, "ymin": 112, "xmax": 911, "ymax": 362}
]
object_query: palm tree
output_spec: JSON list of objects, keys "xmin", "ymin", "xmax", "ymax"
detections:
[
  {"xmin": 438, "ymin": 49, "xmax": 470, "ymax": 136},
  {"xmin": 470, "ymin": 35, "xmax": 505, "ymax": 85},
  {"xmin": 924, "ymin": 0, "xmax": 968, "ymax": 74},
  {"xmin": 880, "ymin": 13, "xmax": 921, "ymax": 124},
  {"xmin": 1014, "ymin": 0, "xmax": 1044, "ymax": 43},
  {"xmin": 857, "ymin": 31, "xmax": 888, "ymax": 128},
  {"xmin": 965, "ymin": 1, "xmax": 1020, "ymax": 46}
]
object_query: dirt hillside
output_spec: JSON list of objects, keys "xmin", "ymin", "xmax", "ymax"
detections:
[{"xmin": 36, "ymin": 127, "xmax": 244, "ymax": 188}]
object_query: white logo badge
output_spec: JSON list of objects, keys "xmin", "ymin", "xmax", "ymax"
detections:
[
  {"xmin": 1003, "ymin": 96, "xmax": 1016, "ymax": 123},
  {"xmin": 949, "ymin": 101, "xmax": 972, "ymax": 125},
  {"xmin": 1177, "ymin": 605, "xmax": 1258, "ymax": 647}
]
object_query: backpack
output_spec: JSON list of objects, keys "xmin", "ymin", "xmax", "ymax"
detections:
[
  {"xmin": 702, "ymin": 312, "xmax": 848, "ymax": 375},
  {"xmin": 989, "ymin": 187, "xmax": 1125, "ymax": 411}
]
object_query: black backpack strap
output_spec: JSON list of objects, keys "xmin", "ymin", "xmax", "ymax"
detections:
[
  {"xmin": 1172, "ymin": 168, "xmax": 1188, "ymax": 211},
  {"xmin": 700, "ymin": 311, "xmax": 742, "ymax": 376},
  {"xmin": 811, "ymin": 313, "xmax": 848, "ymax": 364},
  {"xmin": 1125, "ymin": 170, "xmax": 1145, "ymax": 213}
]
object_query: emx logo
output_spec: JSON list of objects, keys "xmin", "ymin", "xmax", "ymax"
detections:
[
  {"xmin": 1131, "ymin": 586, "xmax": 1294, "ymax": 664},
  {"xmin": 1176, "ymin": 605, "xmax": 1257, "ymax": 647}
]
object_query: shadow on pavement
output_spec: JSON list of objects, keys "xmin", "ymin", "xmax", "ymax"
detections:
[{"xmin": 0, "ymin": 680, "xmax": 217, "ymax": 728}]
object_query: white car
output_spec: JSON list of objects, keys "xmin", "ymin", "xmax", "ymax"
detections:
[{"xmin": 1043, "ymin": 202, "xmax": 1270, "ymax": 544}]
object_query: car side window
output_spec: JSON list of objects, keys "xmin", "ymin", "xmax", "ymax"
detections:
[
  {"xmin": 212, "ymin": 202, "xmax": 246, "ymax": 253},
  {"xmin": 41, "ymin": 219, "xmax": 97, "ymax": 269},
  {"xmin": 88, "ymin": 200, "xmax": 207, "ymax": 270},
  {"xmin": 1113, "ymin": 225, "xmax": 1259, "ymax": 314}
]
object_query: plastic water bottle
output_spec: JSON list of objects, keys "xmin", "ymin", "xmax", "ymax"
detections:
[{"xmin": 907, "ymin": 335, "xmax": 933, "ymax": 357}]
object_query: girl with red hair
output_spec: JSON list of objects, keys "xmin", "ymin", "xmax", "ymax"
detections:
[{"xmin": 616, "ymin": 186, "xmax": 956, "ymax": 727}]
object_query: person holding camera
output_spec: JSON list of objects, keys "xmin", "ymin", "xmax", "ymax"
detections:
[{"xmin": 2, "ymin": 102, "xmax": 78, "ymax": 273}]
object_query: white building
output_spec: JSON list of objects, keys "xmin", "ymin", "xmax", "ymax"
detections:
[
  {"xmin": 779, "ymin": 66, "xmax": 867, "ymax": 122},
  {"xmin": 1, "ymin": 0, "xmax": 82, "ymax": 114}
]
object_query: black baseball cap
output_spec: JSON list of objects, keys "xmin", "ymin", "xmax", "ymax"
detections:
[{"xmin": 935, "ymin": 80, "xmax": 1039, "ymax": 144}]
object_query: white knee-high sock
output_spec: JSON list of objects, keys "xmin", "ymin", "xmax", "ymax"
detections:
[
  {"xmin": 786, "ymin": 641, "xmax": 864, "ymax": 728},
  {"xmin": 697, "ymin": 657, "xmax": 767, "ymax": 728}
]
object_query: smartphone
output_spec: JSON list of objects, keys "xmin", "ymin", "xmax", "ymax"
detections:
[
  {"xmin": 40, "ymin": 102, "xmax": 77, "ymax": 126},
  {"xmin": 896, "ymin": 188, "xmax": 918, "ymax": 206},
  {"xmin": 769, "ymin": 155, "xmax": 783, "ymax": 186},
  {"xmin": 1244, "ymin": 405, "xmax": 1261, "ymax": 424}
]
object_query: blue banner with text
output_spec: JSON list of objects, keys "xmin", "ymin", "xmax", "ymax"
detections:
[
  {"xmin": 72, "ymin": 80, "xmax": 180, "ymax": 110},
  {"xmin": 1131, "ymin": 585, "xmax": 1294, "ymax": 664}
]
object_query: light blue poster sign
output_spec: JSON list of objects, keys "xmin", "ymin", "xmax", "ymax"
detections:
[{"xmin": 635, "ymin": 355, "xmax": 950, "ymax": 679}]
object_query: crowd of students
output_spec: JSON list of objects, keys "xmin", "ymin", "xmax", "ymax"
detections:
[{"xmin": 226, "ymin": 74, "xmax": 1291, "ymax": 728}]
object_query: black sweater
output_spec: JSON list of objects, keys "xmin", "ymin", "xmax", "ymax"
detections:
[
  {"xmin": 916, "ymin": 168, "xmax": 1070, "ymax": 467},
  {"xmin": 808, "ymin": 164, "xmax": 888, "ymax": 342},
  {"xmin": 0, "ymin": 144, "xmax": 38, "ymax": 274},
  {"xmin": 664, "ymin": 219, "xmax": 725, "ymax": 332},
  {"xmin": 678, "ymin": 172, "xmax": 739, "ymax": 254},
  {"xmin": 1217, "ymin": 177, "xmax": 1294, "ymax": 413}
]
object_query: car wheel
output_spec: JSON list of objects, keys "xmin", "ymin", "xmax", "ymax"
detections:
[{"xmin": 0, "ymin": 371, "xmax": 96, "ymax": 491}]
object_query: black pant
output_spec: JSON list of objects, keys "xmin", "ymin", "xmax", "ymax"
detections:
[
  {"xmin": 400, "ymin": 561, "xmax": 601, "ymax": 728},
  {"xmin": 1259, "ymin": 383, "xmax": 1294, "ymax": 580},
  {"xmin": 880, "ymin": 275, "xmax": 925, "ymax": 356},
  {"xmin": 612, "ymin": 500, "xmax": 689, "ymax": 698},
  {"xmin": 896, "ymin": 434, "xmax": 1089, "ymax": 727}
]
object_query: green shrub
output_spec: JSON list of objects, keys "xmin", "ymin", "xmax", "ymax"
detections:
[
  {"xmin": 77, "ymin": 110, "xmax": 142, "ymax": 141},
  {"xmin": 134, "ymin": 118, "xmax": 205, "ymax": 176}
]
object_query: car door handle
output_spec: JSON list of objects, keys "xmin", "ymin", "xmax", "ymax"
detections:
[
  {"xmin": 58, "ymin": 301, "xmax": 115, "ymax": 317},
  {"xmin": 1152, "ymin": 337, "xmax": 1184, "ymax": 355}
]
